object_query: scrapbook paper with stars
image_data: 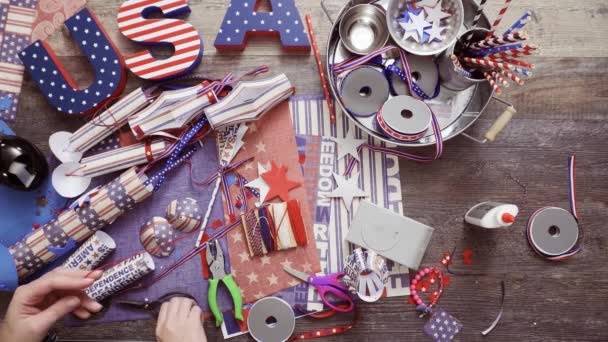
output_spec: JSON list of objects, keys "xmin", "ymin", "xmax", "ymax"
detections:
[
  {"xmin": 0, "ymin": 0, "xmax": 38, "ymax": 121},
  {"xmin": 221, "ymin": 100, "xmax": 320, "ymax": 304}
]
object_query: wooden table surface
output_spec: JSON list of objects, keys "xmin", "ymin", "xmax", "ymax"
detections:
[{"xmin": 1, "ymin": 0, "xmax": 607, "ymax": 341}]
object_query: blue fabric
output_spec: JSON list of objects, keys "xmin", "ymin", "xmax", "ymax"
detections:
[{"xmin": 0, "ymin": 244, "xmax": 18, "ymax": 291}]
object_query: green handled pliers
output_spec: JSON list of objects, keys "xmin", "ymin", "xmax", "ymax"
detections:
[{"xmin": 206, "ymin": 239, "xmax": 243, "ymax": 327}]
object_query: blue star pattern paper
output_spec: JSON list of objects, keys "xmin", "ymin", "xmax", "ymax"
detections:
[
  {"xmin": 19, "ymin": 7, "xmax": 126, "ymax": 115},
  {"xmin": 214, "ymin": 0, "xmax": 310, "ymax": 51},
  {"xmin": 423, "ymin": 308, "xmax": 463, "ymax": 341}
]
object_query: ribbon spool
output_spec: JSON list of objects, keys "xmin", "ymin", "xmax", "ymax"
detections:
[
  {"xmin": 376, "ymin": 96, "xmax": 432, "ymax": 142},
  {"xmin": 339, "ymin": 66, "xmax": 389, "ymax": 117},
  {"xmin": 404, "ymin": 54, "xmax": 439, "ymax": 96},
  {"xmin": 528, "ymin": 207, "xmax": 580, "ymax": 257},
  {"xmin": 248, "ymin": 297, "xmax": 295, "ymax": 342}
]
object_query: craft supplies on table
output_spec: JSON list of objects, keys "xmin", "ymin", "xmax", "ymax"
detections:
[
  {"xmin": 346, "ymin": 200, "xmax": 434, "ymax": 270},
  {"xmin": 339, "ymin": 4, "xmax": 389, "ymax": 55},
  {"xmin": 85, "ymin": 252, "xmax": 155, "ymax": 302},
  {"xmin": 117, "ymin": 292, "xmax": 197, "ymax": 315},
  {"xmin": 207, "ymin": 239, "xmax": 243, "ymax": 327},
  {"xmin": 247, "ymin": 297, "xmax": 296, "ymax": 342},
  {"xmin": 283, "ymin": 267, "xmax": 354, "ymax": 313},
  {"xmin": 464, "ymin": 201, "xmax": 518, "ymax": 228},
  {"xmin": 139, "ymin": 217, "xmax": 175, "ymax": 258},
  {"xmin": 61, "ymin": 231, "xmax": 115, "ymax": 270}
]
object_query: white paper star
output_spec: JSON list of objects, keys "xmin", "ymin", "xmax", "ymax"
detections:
[
  {"xmin": 333, "ymin": 128, "xmax": 366, "ymax": 161},
  {"xmin": 426, "ymin": 22, "xmax": 446, "ymax": 42},
  {"xmin": 402, "ymin": 28, "xmax": 420, "ymax": 43},
  {"xmin": 424, "ymin": 1, "xmax": 451, "ymax": 23},
  {"xmin": 403, "ymin": 11, "xmax": 432, "ymax": 43},
  {"xmin": 245, "ymin": 162, "xmax": 271, "ymax": 205},
  {"xmin": 325, "ymin": 173, "xmax": 368, "ymax": 211}
]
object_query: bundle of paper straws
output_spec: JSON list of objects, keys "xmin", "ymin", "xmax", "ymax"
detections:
[{"xmin": 453, "ymin": 1, "xmax": 536, "ymax": 94}]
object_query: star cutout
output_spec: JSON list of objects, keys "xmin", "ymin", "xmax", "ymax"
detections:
[
  {"xmin": 260, "ymin": 255, "xmax": 271, "ymax": 266},
  {"xmin": 403, "ymin": 29, "xmax": 421, "ymax": 43},
  {"xmin": 403, "ymin": 11, "xmax": 432, "ymax": 43},
  {"xmin": 280, "ymin": 258, "xmax": 293, "ymax": 270},
  {"xmin": 261, "ymin": 161, "xmax": 301, "ymax": 202},
  {"xmin": 231, "ymin": 232, "xmax": 244, "ymax": 243},
  {"xmin": 267, "ymin": 273, "xmax": 278, "ymax": 286},
  {"xmin": 245, "ymin": 163, "xmax": 271, "ymax": 204},
  {"xmin": 255, "ymin": 141, "xmax": 266, "ymax": 153},
  {"xmin": 247, "ymin": 272, "xmax": 259, "ymax": 284},
  {"xmin": 302, "ymin": 262, "xmax": 313, "ymax": 273},
  {"xmin": 238, "ymin": 251, "xmax": 250, "ymax": 263},
  {"xmin": 333, "ymin": 128, "xmax": 366, "ymax": 161},
  {"xmin": 397, "ymin": 6, "xmax": 423, "ymax": 27},
  {"xmin": 425, "ymin": 22, "xmax": 446, "ymax": 42},
  {"xmin": 424, "ymin": 1, "xmax": 451, "ymax": 23},
  {"xmin": 325, "ymin": 173, "xmax": 368, "ymax": 211}
]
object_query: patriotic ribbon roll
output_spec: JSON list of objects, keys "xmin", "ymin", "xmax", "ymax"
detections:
[
  {"xmin": 49, "ymin": 87, "xmax": 153, "ymax": 163},
  {"xmin": 375, "ymin": 96, "xmax": 433, "ymax": 142},
  {"xmin": 9, "ymin": 167, "xmax": 153, "ymax": 280},
  {"xmin": 526, "ymin": 155, "xmax": 582, "ymax": 261},
  {"xmin": 85, "ymin": 252, "xmax": 156, "ymax": 301},
  {"xmin": 504, "ymin": 11, "xmax": 532, "ymax": 35},
  {"xmin": 61, "ymin": 231, "xmax": 116, "ymax": 271}
]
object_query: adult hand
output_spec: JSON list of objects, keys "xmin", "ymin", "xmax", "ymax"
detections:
[
  {"xmin": 156, "ymin": 297, "xmax": 207, "ymax": 342},
  {"xmin": 0, "ymin": 268, "xmax": 103, "ymax": 342}
]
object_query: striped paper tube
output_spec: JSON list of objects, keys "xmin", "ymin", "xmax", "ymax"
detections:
[
  {"xmin": 464, "ymin": 0, "xmax": 488, "ymax": 43},
  {"xmin": 500, "ymin": 69, "xmax": 525, "ymax": 85},
  {"xmin": 484, "ymin": 72, "xmax": 502, "ymax": 94},
  {"xmin": 487, "ymin": 0, "xmax": 513, "ymax": 38},
  {"xmin": 451, "ymin": 54, "xmax": 463, "ymax": 69},
  {"xmin": 488, "ymin": 45, "xmax": 539, "ymax": 58},
  {"xmin": 492, "ymin": 57, "xmax": 535, "ymax": 69},
  {"xmin": 470, "ymin": 31, "xmax": 527, "ymax": 50},
  {"xmin": 61, "ymin": 231, "xmax": 116, "ymax": 270},
  {"xmin": 504, "ymin": 11, "xmax": 532, "ymax": 35},
  {"xmin": 68, "ymin": 88, "xmax": 151, "ymax": 154},
  {"xmin": 491, "ymin": 71, "xmax": 509, "ymax": 87},
  {"xmin": 472, "ymin": 43, "xmax": 523, "ymax": 56},
  {"xmin": 462, "ymin": 57, "xmax": 531, "ymax": 76},
  {"xmin": 68, "ymin": 140, "xmax": 170, "ymax": 178}
]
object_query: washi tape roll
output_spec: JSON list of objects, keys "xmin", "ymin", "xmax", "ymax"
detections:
[
  {"xmin": 166, "ymin": 198, "xmax": 202, "ymax": 233},
  {"xmin": 343, "ymin": 248, "xmax": 388, "ymax": 302},
  {"xmin": 61, "ymin": 231, "xmax": 116, "ymax": 270},
  {"xmin": 339, "ymin": 66, "xmax": 389, "ymax": 117},
  {"xmin": 139, "ymin": 217, "xmax": 175, "ymax": 258},
  {"xmin": 528, "ymin": 207, "xmax": 579, "ymax": 257},
  {"xmin": 405, "ymin": 54, "xmax": 439, "ymax": 97},
  {"xmin": 376, "ymin": 96, "xmax": 432, "ymax": 141},
  {"xmin": 248, "ymin": 297, "xmax": 295, "ymax": 342},
  {"xmin": 85, "ymin": 252, "xmax": 155, "ymax": 302}
]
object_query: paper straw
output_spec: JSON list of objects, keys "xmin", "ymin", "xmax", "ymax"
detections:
[
  {"xmin": 491, "ymin": 71, "xmax": 509, "ymax": 87},
  {"xmin": 85, "ymin": 252, "xmax": 155, "ymax": 301},
  {"xmin": 305, "ymin": 14, "xmax": 336, "ymax": 124},
  {"xmin": 470, "ymin": 32, "xmax": 527, "ymax": 50},
  {"xmin": 464, "ymin": 0, "xmax": 488, "ymax": 43},
  {"xmin": 504, "ymin": 11, "xmax": 532, "ymax": 35},
  {"xmin": 487, "ymin": 0, "xmax": 513, "ymax": 38},
  {"xmin": 61, "ymin": 231, "xmax": 116, "ymax": 270},
  {"xmin": 68, "ymin": 140, "xmax": 170, "ymax": 178},
  {"xmin": 500, "ymin": 69, "xmax": 525, "ymax": 85},
  {"xmin": 487, "ymin": 45, "xmax": 539, "ymax": 58},
  {"xmin": 492, "ymin": 57, "xmax": 535, "ymax": 69},
  {"xmin": 484, "ymin": 72, "xmax": 502, "ymax": 94},
  {"xmin": 472, "ymin": 43, "xmax": 523, "ymax": 56},
  {"xmin": 463, "ymin": 57, "xmax": 532, "ymax": 76},
  {"xmin": 68, "ymin": 88, "xmax": 151, "ymax": 154}
]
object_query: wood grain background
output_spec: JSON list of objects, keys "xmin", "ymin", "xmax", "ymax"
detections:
[{"xmin": 1, "ymin": 0, "xmax": 607, "ymax": 341}]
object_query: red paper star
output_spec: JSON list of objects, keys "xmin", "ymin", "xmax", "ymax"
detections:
[
  {"xmin": 440, "ymin": 252, "xmax": 452, "ymax": 267},
  {"xmin": 462, "ymin": 248, "xmax": 474, "ymax": 265},
  {"xmin": 261, "ymin": 161, "xmax": 301, "ymax": 201},
  {"xmin": 429, "ymin": 291, "xmax": 439, "ymax": 302}
]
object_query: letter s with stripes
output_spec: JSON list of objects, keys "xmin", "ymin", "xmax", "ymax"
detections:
[{"xmin": 117, "ymin": 0, "xmax": 203, "ymax": 81}]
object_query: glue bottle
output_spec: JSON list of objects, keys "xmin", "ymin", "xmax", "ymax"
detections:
[{"xmin": 464, "ymin": 202, "xmax": 518, "ymax": 229}]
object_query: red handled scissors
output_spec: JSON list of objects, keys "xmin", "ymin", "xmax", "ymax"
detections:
[{"xmin": 283, "ymin": 267, "xmax": 354, "ymax": 312}]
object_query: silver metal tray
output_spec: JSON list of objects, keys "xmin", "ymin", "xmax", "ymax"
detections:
[{"xmin": 325, "ymin": 0, "xmax": 501, "ymax": 147}]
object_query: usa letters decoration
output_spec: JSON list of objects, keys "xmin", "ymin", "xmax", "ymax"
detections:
[
  {"xmin": 19, "ymin": 8, "xmax": 127, "ymax": 115},
  {"xmin": 118, "ymin": 0, "xmax": 203, "ymax": 80},
  {"xmin": 214, "ymin": 0, "xmax": 310, "ymax": 51}
]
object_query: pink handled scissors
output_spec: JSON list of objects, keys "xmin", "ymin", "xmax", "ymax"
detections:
[{"xmin": 283, "ymin": 267, "xmax": 354, "ymax": 312}]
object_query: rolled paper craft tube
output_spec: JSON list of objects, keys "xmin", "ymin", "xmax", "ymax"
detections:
[
  {"xmin": 139, "ymin": 217, "xmax": 175, "ymax": 258},
  {"xmin": 9, "ymin": 167, "xmax": 153, "ymax": 280},
  {"xmin": 67, "ymin": 140, "xmax": 170, "ymax": 178},
  {"xmin": 85, "ymin": 252, "xmax": 155, "ymax": 302},
  {"xmin": 166, "ymin": 198, "xmax": 202, "ymax": 233},
  {"xmin": 61, "ymin": 231, "xmax": 116, "ymax": 270}
]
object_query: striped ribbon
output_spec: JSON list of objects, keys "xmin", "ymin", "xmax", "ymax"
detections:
[
  {"xmin": 289, "ymin": 325, "xmax": 353, "ymax": 341},
  {"xmin": 202, "ymin": 158, "xmax": 252, "ymax": 216},
  {"xmin": 504, "ymin": 11, "xmax": 532, "ymax": 35},
  {"xmin": 344, "ymin": 110, "xmax": 443, "ymax": 176},
  {"xmin": 526, "ymin": 155, "xmax": 582, "ymax": 261},
  {"xmin": 332, "ymin": 46, "xmax": 439, "ymax": 100}
]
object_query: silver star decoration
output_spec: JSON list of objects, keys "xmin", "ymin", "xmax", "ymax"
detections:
[
  {"xmin": 402, "ymin": 11, "xmax": 431, "ymax": 43},
  {"xmin": 333, "ymin": 128, "xmax": 367, "ymax": 161},
  {"xmin": 325, "ymin": 173, "xmax": 367, "ymax": 211},
  {"xmin": 425, "ymin": 22, "xmax": 446, "ymax": 42},
  {"xmin": 245, "ymin": 162, "xmax": 271, "ymax": 206},
  {"xmin": 424, "ymin": 1, "xmax": 451, "ymax": 23}
]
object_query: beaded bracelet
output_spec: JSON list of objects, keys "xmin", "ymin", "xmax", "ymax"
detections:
[{"xmin": 410, "ymin": 266, "xmax": 444, "ymax": 317}]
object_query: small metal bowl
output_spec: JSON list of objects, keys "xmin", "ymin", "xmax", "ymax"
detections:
[
  {"xmin": 339, "ymin": 4, "xmax": 390, "ymax": 55},
  {"xmin": 386, "ymin": 0, "xmax": 464, "ymax": 56}
]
